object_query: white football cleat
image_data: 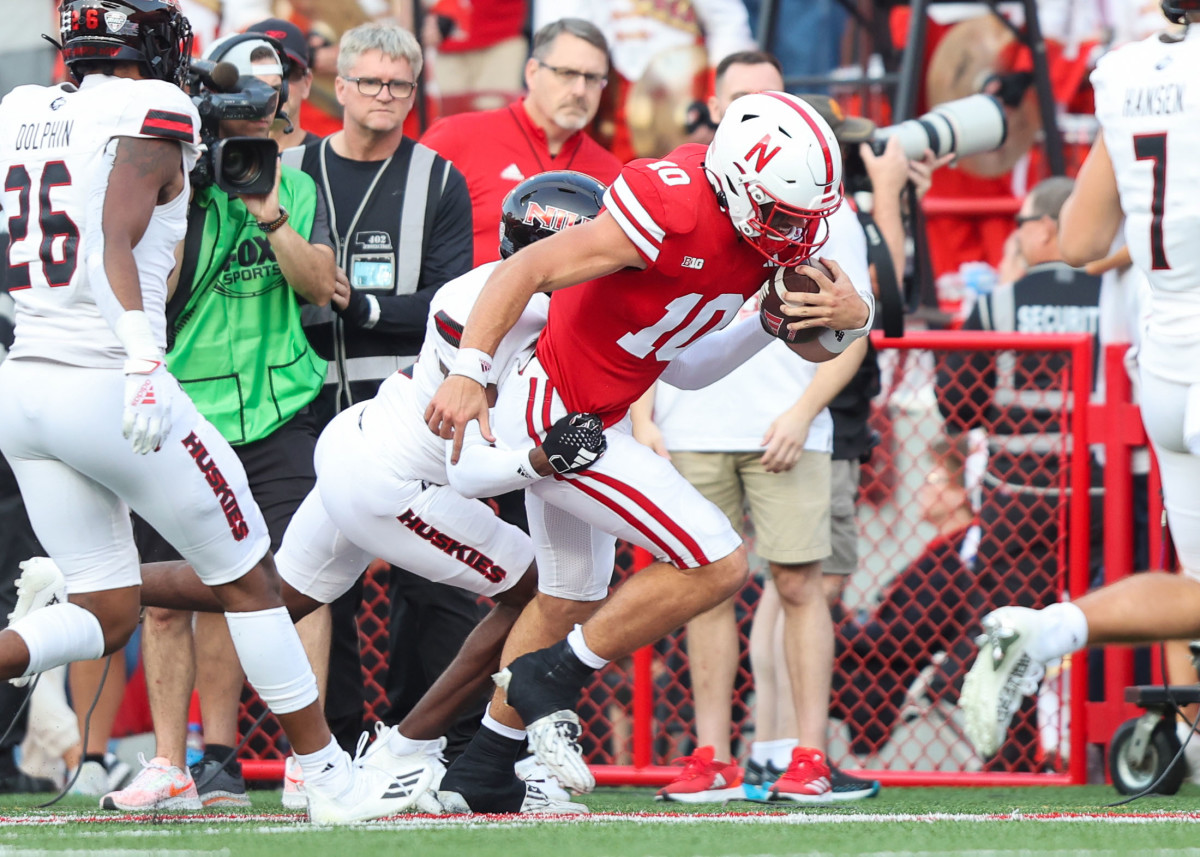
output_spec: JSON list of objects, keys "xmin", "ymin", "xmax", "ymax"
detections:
[
  {"xmin": 959, "ymin": 606, "xmax": 1047, "ymax": 759},
  {"xmin": 436, "ymin": 781, "xmax": 589, "ymax": 815},
  {"xmin": 354, "ymin": 723, "xmax": 446, "ymax": 814},
  {"xmin": 306, "ymin": 752, "xmax": 435, "ymax": 826},
  {"xmin": 515, "ymin": 754, "xmax": 572, "ymax": 803},
  {"xmin": 525, "ymin": 710, "xmax": 595, "ymax": 794},
  {"xmin": 8, "ymin": 558, "xmax": 67, "ymax": 687},
  {"xmin": 281, "ymin": 755, "xmax": 307, "ymax": 810}
]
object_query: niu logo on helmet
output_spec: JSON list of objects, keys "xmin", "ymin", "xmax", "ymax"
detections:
[{"xmin": 523, "ymin": 202, "xmax": 591, "ymax": 232}]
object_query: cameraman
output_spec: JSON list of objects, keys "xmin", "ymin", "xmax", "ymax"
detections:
[{"xmin": 104, "ymin": 37, "xmax": 338, "ymax": 811}]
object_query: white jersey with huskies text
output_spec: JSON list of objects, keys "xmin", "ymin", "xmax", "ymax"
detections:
[
  {"xmin": 0, "ymin": 75, "xmax": 200, "ymax": 368},
  {"xmin": 1092, "ymin": 27, "xmax": 1200, "ymax": 384},
  {"xmin": 364, "ymin": 262, "xmax": 550, "ymax": 485}
]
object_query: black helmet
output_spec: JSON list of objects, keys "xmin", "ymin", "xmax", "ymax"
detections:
[
  {"xmin": 59, "ymin": 0, "xmax": 193, "ymax": 86},
  {"xmin": 499, "ymin": 170, "xmax": 606, "ymax": 259},
  {"xmin": 1163, "ymin": 0, "xmax": 1200, "ymax": 23}
]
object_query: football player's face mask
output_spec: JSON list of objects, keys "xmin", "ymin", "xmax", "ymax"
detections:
[{"xmin": 705, "ymin": 91, "xmax": 843, "ymax": 268}]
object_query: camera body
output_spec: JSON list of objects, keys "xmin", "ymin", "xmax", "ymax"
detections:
[{"xmin": 187, "ymin": 72, "xmax": 280, "ymax": 196}]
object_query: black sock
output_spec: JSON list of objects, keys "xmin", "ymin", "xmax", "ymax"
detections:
[
  {"xmin": 84, "ymin": 752, "xmax": 105, "ymax": 767},
  {"xmin": 202, "ymin": 744, "xmax": 241, "ymax": 775},
  {"xmin": 507, "ymin": 638, "xmax": 595, "ymax": 720},
  {"xmin": 439, "ymin": 725, "xmax": 526, "ymax": 812}
]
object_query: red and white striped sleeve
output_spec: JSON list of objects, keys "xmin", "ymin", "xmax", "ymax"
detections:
[{"xmin": 603, "ymin": 170, "xmax": 668, "ymax": 265}]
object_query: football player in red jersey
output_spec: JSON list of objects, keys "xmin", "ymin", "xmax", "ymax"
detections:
[{"xmin": 423, "ymin": 92, "xmax": 875, "ymax": 811}]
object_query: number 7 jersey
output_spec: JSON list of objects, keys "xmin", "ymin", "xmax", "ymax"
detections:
[
  {"xmin": 534, "ymin": 143, "xmax": 773, "ymax": 425},
  {"xmin": 1092, "ymin": 28, "xmax": 1200, "ymax": 383},
  {"xmin": 0, "ymin": 75, "xmax": 200, "ymax": 368}
]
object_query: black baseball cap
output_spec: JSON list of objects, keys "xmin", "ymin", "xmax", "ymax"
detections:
[{"xmin": 245, "ymin": 18, "xmax": 309, "ymax": 74}]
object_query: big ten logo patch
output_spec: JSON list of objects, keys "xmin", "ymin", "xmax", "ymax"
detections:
[{"xmin": 215, "ymin": 234, "xmax": 284, "ymax": 297}]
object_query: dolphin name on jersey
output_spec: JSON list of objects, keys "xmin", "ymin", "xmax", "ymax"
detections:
[{"xmin": 12, "ymin": 121, "xmax": 74, "ymax": 151}]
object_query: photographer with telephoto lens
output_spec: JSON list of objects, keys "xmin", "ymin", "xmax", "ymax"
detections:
[{"xmin": 99, "ymin": 34, "xmax": 339, "ymax": 811}]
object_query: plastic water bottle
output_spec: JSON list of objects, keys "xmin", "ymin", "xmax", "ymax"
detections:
[
  {"xmin": 186, "ymin": 723, "xmax": 204, "ymax": 767},
  {"xmin": 961, "ymin": 262, "xmax": 997, "ymax": 298}
]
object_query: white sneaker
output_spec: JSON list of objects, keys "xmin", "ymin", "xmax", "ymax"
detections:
[
  {"xmin": 69, "ymin": 761, "xmax": 110, "ymax": 797},
  {"xmin": 437, "ymin": 780, "xmax": 589, "ymax": 815},
  {"xmin": 960, "ymin": 607, "xmax": 1047, "ymax": 759},
  {"xmin": 100, "ymin": 754, "xmax": 202, "ymax": 811},
  {"xmin": 525, "ymin": 710, "xmax": 595, "ymax": 794},
  {"xmin": 305, "ymin": 751, "xmax": 435, "ymax": 825},
  {"xmin": 282, "ymin": 755, "xmax": 307, "ymax": 810},
  {"xmin": 7, "ymin": 558, "xmax": 67, "ymax": 687},
  {"xmin": 354, "ymin": 723, "xmax": 446, "ymax": 813},
  {"xmin": 515, "ymin": 754, "xmax": 572, "ymax": 802}
]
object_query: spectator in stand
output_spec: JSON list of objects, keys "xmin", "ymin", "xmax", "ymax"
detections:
[
  {"xmin": 421, "ymin": 18, "xmax": 622, "ymax": 266},
  {"xmin": 629, "ymin": 54, "xmax": 876, "ymax": 804},
  {"xmin": 533, "ymin": 0, "xmax": 755, "ymax": 162},
  {"xmin": 247, "ymin": 18, "xmax": 323, "ymax": 149},
  {"xmin": 832, "ymin": 434, "xmax": 985, "ymax": 756},
  {"xmin": 435, "ymin": 0, "xmax": 529, "ymax": 106}
]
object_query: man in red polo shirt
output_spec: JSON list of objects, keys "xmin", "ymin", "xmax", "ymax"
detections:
[{"xmin": 421, "ymin": 18, "xmax": 621, "ymax": 266}]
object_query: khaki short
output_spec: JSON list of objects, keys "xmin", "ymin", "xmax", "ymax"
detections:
[
  {"xmin": 435, "ymin": 36, "xmax": 528, "ymax": 96},
  {"xmin": 670, "ymin": 450, "xmax": 831, "ymax": 566},
  {"xmin": 825, "ymin": 458, "xmax": 861, "ymax": 576}
]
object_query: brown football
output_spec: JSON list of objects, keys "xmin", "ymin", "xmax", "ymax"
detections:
[{"xmin": 756, "ymin": 260, "xmax": 831, "ymax": 345}]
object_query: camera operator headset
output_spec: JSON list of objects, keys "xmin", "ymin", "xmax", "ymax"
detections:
[{"xmin": 131, "ymin": 33, "xmax": 337, "ymax": 803}]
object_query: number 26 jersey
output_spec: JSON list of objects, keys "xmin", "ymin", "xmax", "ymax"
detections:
[
  {"xmin": 0, "ymin": 75, "xmax": 200, "ymax": 368},
  {"xmin": 535, "ymin": 144, "xmax": 773, "ymax": 426}
]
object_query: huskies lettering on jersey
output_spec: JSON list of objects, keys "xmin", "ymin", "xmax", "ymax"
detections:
[
  {"xmin": 396, "ymin": 509, "xmax": 507, "ymax": 583},
  {"xmin": 181, "ymin": 432, "xmax": 250, "ymax": 541},
  {"xmin": 1016, "ymin": 304, "xmax": 1101, "ymax": 334},
  {"xmin": 214, "ymin": 236, "xmax": 283, "ymax": 297},
  {"xmin": 13, "ymin": 121, "xmax": 74, "ymax": 151},
  {"xmin": 1123, "ymin": 83, "xmax": 1186, "ymax": 117}
]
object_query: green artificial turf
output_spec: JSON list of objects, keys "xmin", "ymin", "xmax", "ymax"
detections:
[{"xmin": 0, "ymin": 785, "xmax": 1196, "ymax": 856}]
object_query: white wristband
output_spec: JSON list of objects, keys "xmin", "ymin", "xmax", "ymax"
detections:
[
  {"xmin": 113, "ymin": 310, "xmax": 163, "ymax": 362},
  {"xmin": 448, "ymin": 347, "xmax": 494, "ymax": 386}
]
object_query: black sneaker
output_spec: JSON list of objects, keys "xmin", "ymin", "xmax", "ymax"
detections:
[
  {"xmin": 741, "ymin": 758, "xmax": 785, "ymax": 802},
  {"xmin": 438, "ymin": 759, "xmax": 527, "ymax": 813},
  {"xmin": 828, "ymin": 765, "xmax": 880, "ymax": 801},
  {"xmin": 189, "ymin": 757, "xmax": 250, "ymax": 808}
]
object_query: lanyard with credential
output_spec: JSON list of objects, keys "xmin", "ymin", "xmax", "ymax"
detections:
[{"xmin": 318, "ymin": 136, "xmax": 396, "ymax": 270}]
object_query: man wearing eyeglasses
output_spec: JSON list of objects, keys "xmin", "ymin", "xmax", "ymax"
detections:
[
  {"xmin": 936, "ymin": 175, "xmax": 1104, "ymax": 771},
  {"xmin": 421, "ymin": 18, "xmax": 621, "ymax": 266}
]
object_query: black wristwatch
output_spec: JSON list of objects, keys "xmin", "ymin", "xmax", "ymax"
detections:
[{"xmin": 257, "ymin": 207, "xmax": 289, "ymax": 233}]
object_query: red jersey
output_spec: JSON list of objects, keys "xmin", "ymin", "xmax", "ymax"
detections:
[
  {"xmin": 421, "ymin": 101, "xmax": 622, "ymax": 265},
  {"xmin": 536, "ymin": 144, "xmax": 772, "ymax": 426}
]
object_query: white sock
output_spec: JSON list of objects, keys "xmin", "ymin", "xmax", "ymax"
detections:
[
  {"xmin": 751, "ymin": 739, "xmax": 797, "ymax": 769},
  {"xmin": 482, "ymin": 711, "xmax": 526, "ymax": 741},
  {"xmin": 567, "ymin": 624, "xmax": 608, "ymax": 669},
  {"xmin": 385, "ymin": 729, "xmax": 445, "ymax": 758},
  {"xmin": 1027, "ymin": 602, "xmax": 1089, "ymax": 663},
  {"xmin": 296, "ymin": 737, "xmax": 350, "ymax": 795},
  {"xmin": 8, "ymin": 602, "xmax": 104, "ymax": 676}
]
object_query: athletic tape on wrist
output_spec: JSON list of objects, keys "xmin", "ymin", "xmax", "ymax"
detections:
[
  {"xmin": 449, "ymin": 347, "xmax": 494, "ymax": 386},
  {"xmin": 113, "ymin": 310, "xmax": 163, "ymax": 362}
]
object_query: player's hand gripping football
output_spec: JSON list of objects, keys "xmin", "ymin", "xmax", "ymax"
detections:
[
  {"xmin": 121, "ymin": 357, "xmax": 177, "ymax": 454},
  {"xmin": 426, "ymin": 374, "xmax": 493, "ymax": 463},
  {"xmin": 539, "ymin": 412, "xmax": 608, "ymax": 475},
  {"xmin": 779, "ymin": 257, "xmax": 871, "ymax": 335}
]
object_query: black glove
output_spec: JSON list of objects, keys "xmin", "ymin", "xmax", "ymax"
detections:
[
  {"xmin": 334, "ymin": 288, "xmax": 372, "ymax": 328},
  {"xmin": 542, "ymin": 412, "xmax": 607, "ymax": 475}
]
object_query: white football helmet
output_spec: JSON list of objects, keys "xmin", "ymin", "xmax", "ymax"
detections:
[{"xmin": 705, "ymin": 91, "xmax": 843, "ymax": 267}]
